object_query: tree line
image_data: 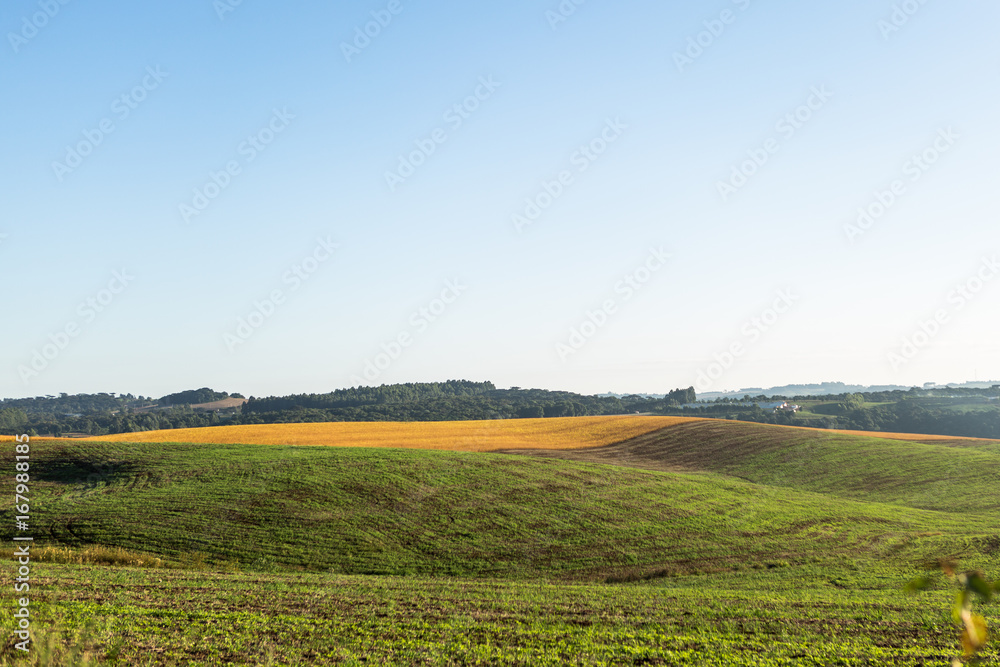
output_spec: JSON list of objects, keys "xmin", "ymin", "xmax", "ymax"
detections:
[
  {"xmin": 1, "ymin": 382, "xmax": 698, "ymax": 437},
  {"xmin": 673, "ymin": 391, "xmax": 1000, "ymax": 439},
  {"xmin": 9, "ymin": 382, "xmax": 997, "ymax": 440}
]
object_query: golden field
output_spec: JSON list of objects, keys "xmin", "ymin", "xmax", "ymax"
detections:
[{"xmin": 81, "ymin": 415, "xmax": 699, "ymax": 451}]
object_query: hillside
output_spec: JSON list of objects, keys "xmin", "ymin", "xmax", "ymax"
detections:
[
  {"xmin": 822, "ymin": 426, "xmax": 1000, "ymax": 448},
  {"xmin": 4, "ymin": 438, "xmax": 995, "ymax": 582},
  {"xmin": 78, "ymin": 415, "xmax": 697, "ymax": 450},
  {"xmin": 70, "ymin": 417, "xmax": 1000, "ymax": 516},
  {"xmin": 499, "ymin": 419, "xmax": 1000, "ymax": 514},
  {"xmin": 188, "ymin": 397, "xmax": 248, "ymax": 411},
  {"xmin": 5, "ymin": 418, "xmax": 1000, "ymax": 664}
]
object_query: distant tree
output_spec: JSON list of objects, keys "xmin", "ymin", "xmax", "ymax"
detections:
[
  {"xmin": 160, "ymin": 388, "xmax": 229, "ymax": 406},
  {"xmin": 0, "ymin": 408, "xmax": 28, "ymax": 434},
  {"xmin": 665, "ymin": 387, "xmax": 696, "ymax": 405},
  {"xmin": 839, "ymin": 393, "xmax": 866, "ymax": 413},
  {"xmin": 517, "ymin": 405, "xmax": 544, "ymax": 419}
]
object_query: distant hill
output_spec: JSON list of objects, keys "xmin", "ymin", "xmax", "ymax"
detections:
[
  {"xmin": 190, "ymin": 397, "xmax": 248, "ymax": 411},
  {"xmin": 160, "ymin": 387, "xmax": 242, "ymax": 406},
  {"xmin": 698, "ymin": 381, "xmax": 911, "ymax": 399},
  {"xmin": 0, "ymin": 392, "xmax": 129, "ymax": 414},
  {"xmin": 700, "ymin": 380, "xmax": 1000, "ymax": 399}
]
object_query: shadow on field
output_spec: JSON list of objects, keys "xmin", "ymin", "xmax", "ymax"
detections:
[
  {"xmin": 492, "ymin": 420, "xmax": 808, "ymax": 474},
  {"xmin": 29, "ymin": 451, "xmax": 142, "ymax": 486}
]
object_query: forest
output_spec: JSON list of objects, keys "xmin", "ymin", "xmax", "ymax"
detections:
[
  {"xmin": 0, "ymin": 382, "xmax": 696, "ymax": 437},
  {"xmin": 3, "ymin": 382, "xmax": 999, "ymax": 440}
]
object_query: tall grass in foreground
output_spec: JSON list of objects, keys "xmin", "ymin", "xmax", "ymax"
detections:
[
  {"xmin": 0, "ymin": 620, "xmax": 107, "ymax": 666},
  {"xmin": 31, "ymin": 545, "xmax": 243, "ymax": 572},
  {"xmin": 0, "ymin": 615, "xmax": 277, "ymax": 667},
  {"xmin": 32, "ymin": 545, "xmax": 165, "ymax": 568}
]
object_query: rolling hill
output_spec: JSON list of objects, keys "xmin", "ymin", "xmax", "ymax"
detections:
[
  {"xmin": 76, "ymin": 415, "xmax": 697, "ymax": 450},
  {"xmin": 499, "ymin": 419, "xmax": 1000, "ymax": 514},
  {"xmin": 6, "ymin": 416, "xmax": 1000, "ymax": 664},
  {"xmin": 6, "ymin": 417, "xmax": 998, "ymax": 577},
  {"xmin": 7, "ymin": 439, "xmax": 995, "ymax": 582}
]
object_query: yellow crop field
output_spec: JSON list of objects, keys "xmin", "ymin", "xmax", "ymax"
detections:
[{"xmin": 82, "ymin": 415, "xmax": 700, "ymax": 451}]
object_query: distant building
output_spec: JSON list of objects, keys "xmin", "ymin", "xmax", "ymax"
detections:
[{"xmin": 758, "ymin": 401, "xmax": 800, "ymax": 413}]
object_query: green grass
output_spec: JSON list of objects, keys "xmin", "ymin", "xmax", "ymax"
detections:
[
  {"xmin": 799, "ymin": 399, "xmax": 895, "ymax": 417},
  {"xmin": 800, "ymin": 396, "xmax": 1000, "ymax": 418},
  {"xmin": 917, "ymin": 397, "xmax": 999, "ymax": 414},
  {"xmin": 515, "ymin": 419, "xmax": 1000, "ymax": 514},
  {"xmin": 2, "ymin": 563, "xmax": 996, "ymax": 666},
  {"xmin": 3, "ymin": 424, "xmax": 1000, "ymax": 664},
  {"xmin": 4, "ymin": 439, "xmax": 997, "ymax": 580}
]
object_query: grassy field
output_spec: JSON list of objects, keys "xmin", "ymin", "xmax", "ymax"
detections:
[
  {"xmin": 1, "ymin": 564, "xmax": 986, "ymax": 666},
  {"xmin": 9, "ymin": 438, "xmax": 990, "ymax": 579},
  {"xmin": 501, "ymin": 419, "xmax": 1000, "ymax": 513},
  {"xmin": 2, "ymin": 417, "xmax": 1000, "ymax": 664},
  {"xmin": 819, "ymin": 427, "xmax": 999, "ymax": 446},
  {"xmin": 799, "ymin": 395, "xmax": 1000, "ymax": 419}
]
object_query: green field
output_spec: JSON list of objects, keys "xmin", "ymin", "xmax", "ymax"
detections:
[
  {"xmin": 3, "ymin": 421, "xmax": 1000, "ymax": 665},
  {"xmin": 2, "ymin": 565, "xmax": 981, "ymax": 666},
  {"xmin": 799, "ymin": 395, "xmax": 1000, "ymax": 419}
]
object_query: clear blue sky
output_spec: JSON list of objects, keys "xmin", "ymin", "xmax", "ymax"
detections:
[{"xmin": 2, "ymin": 0, "xmax": 998, "ymax": 399}]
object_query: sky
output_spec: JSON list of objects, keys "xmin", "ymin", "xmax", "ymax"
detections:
[{"xmin": 2, "ymin": 0, "xmax": 999, "ymax": 400}]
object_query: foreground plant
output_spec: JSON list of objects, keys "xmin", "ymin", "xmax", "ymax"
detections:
[
  {"xmin": 0, "ymin": 619, "xmax": 109, "ymax": 667},
  {"xmin": 908, "ymin": 559, "xmax": 997, "ymax": 666}
]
